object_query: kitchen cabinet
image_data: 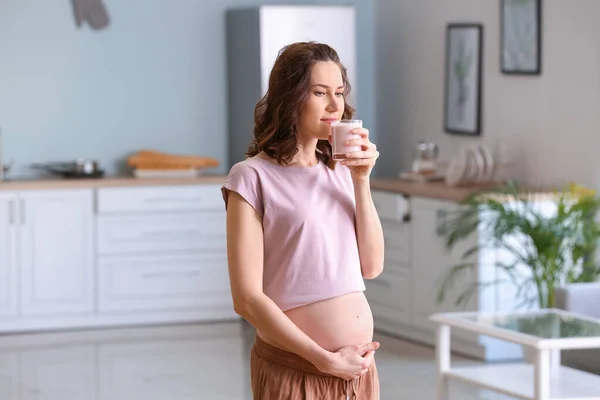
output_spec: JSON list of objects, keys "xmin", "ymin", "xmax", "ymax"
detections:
[
  {"xmin": 410, "ymin": 198, "xmax": 478, "ymax": 327},
  {"xmin": 19, "ymin": 190, "xmax": 95, "ymax": 316},
  {"xmin": 366, "ymin": 191, "xmax": 412, "ymax": 329},
  {"xmin": 97, "ymin": 253, "xmax": 232, "ymax": 313},
  {"xmin": 0, "ymin": 183, "xmax": 237, "ymax": 334},
  {"xmin": 371, "ymin": 191, "xmax": 522, "ymax": 361},
  {"xmin": 95, "ymin": 184, "xmax": 235, "ymax": 318},
  {"xmin": 0, "ymin": 192, "xmax": 18, "ymax": 318},
  {"xmin": 0, "ymin": 189, "xmax": 94, "ymax": 319}
]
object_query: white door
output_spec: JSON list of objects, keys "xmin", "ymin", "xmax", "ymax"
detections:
[
  {"xmin": 411, "ymin": 198, "xmax": 478, "ymax": 333},
  {"xmin": 19, "ymin": 189, "xmax": 95, "ymax": 316},
  {"xmin": 0, "ymin": 192, "xmax": 18, "ymax": 318},
  {"xmin": 259, "ymin": 5, "xmax": 356, "ymax": 97}
]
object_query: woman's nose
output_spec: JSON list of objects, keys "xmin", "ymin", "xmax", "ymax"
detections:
[{"xmin": 327, "ymin": 96, "xmax": 341, "ymax": 112}]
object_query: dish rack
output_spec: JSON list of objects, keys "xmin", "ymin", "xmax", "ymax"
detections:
[
  {"xmin": 443, "ymin": 144, "xmax": 511, "ymax": 187},
  {"xmin": 399, "ymin": 144, "xmax": 512, "ymax": 187}
]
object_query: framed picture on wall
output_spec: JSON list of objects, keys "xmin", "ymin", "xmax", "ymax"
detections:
[
  {"xmin": 501, "ymin": 0, "xmax": 542, "ymax": 75},
  {"xmin": 444, "ymin": 23, "xmax": 483, "ymax": 136}
]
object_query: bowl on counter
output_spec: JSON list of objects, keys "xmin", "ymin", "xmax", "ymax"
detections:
[{"xmin": 30, "ymin": 159, "xmax": 105, "ymax": 179}]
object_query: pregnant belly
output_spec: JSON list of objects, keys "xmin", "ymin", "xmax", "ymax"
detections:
[{"xmin": 261, "ymin": 292, "xmax": 374, "ymax": 353}]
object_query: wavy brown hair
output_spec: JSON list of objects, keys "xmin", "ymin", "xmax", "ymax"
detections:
[{"xmin": 246, "ymin": 42, "xmax": 355, "ymax": 169}]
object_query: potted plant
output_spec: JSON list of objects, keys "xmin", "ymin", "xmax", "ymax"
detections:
[{"xmin": 436, "ymin": 181, "xmax": 600, "ymax": 310}]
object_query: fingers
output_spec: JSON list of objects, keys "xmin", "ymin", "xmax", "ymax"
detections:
[
  {"xmin": 341, "ymin": 153, "xmax": 380, "ymax": 167},
  {"xmin": 344, "ymin": 150, "xmax": 379, "ymax": 160},
  {"xmin": 357, "ymin": 368, "xmax": 369, "ymax": 378},
  {"xmin": 351, "ymin": 128, "xmax": 369, "ymax": 138},
  {"xmin": 358, "ymin": 341, "xmax": 380, "ymax": 355},
  {"xmin": 344, "ymin": 137, "xmax": 376, "ymax": 150},
  {"xmin": 363, "ymin": 350, "xmax": 376, "ymax": 365}
]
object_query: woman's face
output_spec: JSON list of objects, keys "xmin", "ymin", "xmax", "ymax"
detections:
[{"xmin": 297, "ymin": 61, "xmax": 345, "ymax": 142}]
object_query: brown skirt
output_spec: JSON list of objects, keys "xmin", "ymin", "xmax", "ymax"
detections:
[{"xmin": 250, "ymin": 334, "xmax": 380, "ymax": 400}]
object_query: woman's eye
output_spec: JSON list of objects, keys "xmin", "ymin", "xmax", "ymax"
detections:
[
  {"xmin": 335, "ymin": 92, "xmax": 344, "ymax": 97},
  {"xmin": 314, "ymin": 91, "xmax": 325, "ymax": 96}
]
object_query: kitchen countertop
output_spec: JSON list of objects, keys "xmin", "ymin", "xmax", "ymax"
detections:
[
  {"xmin": 0, "ymin": 175, "xmax": 229, "ymax": 190},
  {"xmin": 370, "ymin": 178, "xmax": 499, "ymax": 202},
  {"xmin": 0, "ymin": 174, "xmax": 497, "ymax": 202}
]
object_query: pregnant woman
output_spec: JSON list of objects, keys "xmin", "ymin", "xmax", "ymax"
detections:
[{"xmin": 222, "ymin": 41, "xmax": 384, "ymax": 399}]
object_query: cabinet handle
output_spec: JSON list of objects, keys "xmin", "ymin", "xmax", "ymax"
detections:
[
  {"xmin": 142, "ymin": 270, "xmax": 200, "ymax": 279},
  {"xmin": 436, "ymin": 209, "xmax": 447, "ymax": 235},
  {"xmin": 19, "ymin": 199, "xmax": 25, "ymax": 225},
  {"xmin": 8, "ymin": 200, "xmax": 15, "ymax": 225},
  {"xmin": 143, "ymin": 197, "xmax": 200, "ymax": 203}
]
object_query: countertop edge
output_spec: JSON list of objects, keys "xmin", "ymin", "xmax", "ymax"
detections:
[
  {"xmin": 0, "ymin": 175, "xmax": 229, "ymax": 191},
  {"xmin": 0, "ymin": 175, "xmax": 496, "ymax": 202}
]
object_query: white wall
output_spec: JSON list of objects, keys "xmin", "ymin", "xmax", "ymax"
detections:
[{"xmin": 375, "ymin": 0, "xmax": 600, "ymax": 188}]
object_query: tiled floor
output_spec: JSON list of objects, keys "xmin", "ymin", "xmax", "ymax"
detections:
[{"xmin": 0, "ymin": 320, "xmax": 516, "ymax": 399}]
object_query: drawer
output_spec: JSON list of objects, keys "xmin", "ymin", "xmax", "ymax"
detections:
[
  {"xmin": 97, "ymin": 212, "xmax": 225, "ymax": 254},
  {"xmin": 96, "ymin": 184, "xmax": 223, "ymax": 214},
  {"xmin": 372, "ymin": 191, "xmax": 409, "ymax": 222},
  {"xmin": 382, "ymin": 220, "xmax": 410, "ymax": 264},
  {"xmin": 365, "ymin": 269, "xmax": 411, "ymax": 325},
  {"xmin": 98, "ymin": 253, "xmax": 233, "ymax": 312}
]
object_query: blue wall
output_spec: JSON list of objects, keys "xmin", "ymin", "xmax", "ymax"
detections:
[{"xmin": 0, "ymin": 0, "xmax": 375, "ymax": 177}]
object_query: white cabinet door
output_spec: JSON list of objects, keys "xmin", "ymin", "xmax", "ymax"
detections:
[
  {"xmin": 0, "ymin": 192, "xmax": 18, "ymax": 318},
  {"xmin": 19, "ymin": 189, "xmax": 94, "ymax": 316},
  {"xmin": 98, "ymin": 252, "xmax": 234, "ymax": 314},
  {"xmin": 97, "ymin": 212, "xmax": 225, "ymax": 255},
  {"xmin": 411, "ymin": 198, "xmax": 478, "ymax": 333},
  {"xmin": 366, "ymin": 267, "xmax": 412, "ymax": 326}
]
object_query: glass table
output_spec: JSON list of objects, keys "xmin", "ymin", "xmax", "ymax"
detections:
[{"xmin": 430, "ymin": 309, "xmax": 600, "ymax": 400}]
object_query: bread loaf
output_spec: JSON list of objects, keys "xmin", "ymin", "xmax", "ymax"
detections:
[{"xmin": 127, "ymin": 149, "xmax": 219, "ymax": 170}]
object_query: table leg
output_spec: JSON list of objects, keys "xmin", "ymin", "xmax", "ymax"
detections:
[
  {"xmin": 534, "ymin": 349, "xmax": 550, "ymax": 400},
  {"xmin": 436, "ymin": 324, "xmax": 450, "ymax": 400},
  {"xmin": 550, "ymin": 349, "xmax": 561, "ymax": 376}
]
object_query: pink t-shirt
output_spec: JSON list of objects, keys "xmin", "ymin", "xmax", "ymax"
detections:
[{"xmin": 221, "ymin": 155, "xmax": 365, "ymax": 311}]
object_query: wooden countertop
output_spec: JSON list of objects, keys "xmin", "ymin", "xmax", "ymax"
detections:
[
  {"xmin": 0, "ymin": 175, "xmax": 228, "ymax": 191},
  {"xmin": 0, "ymin": 174, "xmax": 496, "ymax": 202},
  {"xmin": 370, "ymin": 178, "xmax": 498, "ymax": 202}
]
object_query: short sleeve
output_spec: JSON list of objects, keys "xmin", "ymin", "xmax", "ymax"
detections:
[{"xmin": 221, "ymin": 162, "xmax": 264, "ymax": 216}]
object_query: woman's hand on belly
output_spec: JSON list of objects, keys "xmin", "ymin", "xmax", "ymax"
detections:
[
  {"xmin": 284, "ymin": 292, "xmax": 374, "ymax": 352},
  {"xmin": 315, "ymin": 341, "xmax": 379, "ymax": 380},
  {"xmin": 281, "ymin": 291, "xmax": 378, "ymax": 379}
]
